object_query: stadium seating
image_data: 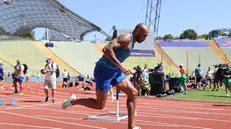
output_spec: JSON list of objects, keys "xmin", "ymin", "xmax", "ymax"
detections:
[
  {"xmin": 214, "ymin": 38, "xmax": 231, "ymax": 63},
  {"xmin": 0, "ymin": 40, "xmax": 48, "ymax": 75},
  {"xmin": 158, "ymin": 40, "xmax": 222, "ymax": 74},
  {"xmin": 0, "ymin": 59, "xmax": 14, "ymax": 75},
  {"xmin": 214, "ymin": 38, "xmax": 231, "ymax": 48},
  {"xmin": 49, "ymin": 42, "xmax": 102, "ymax": 77},
  {"xmin": 34, "ymin": 41, "xmax": 79, "ymax": 76}
]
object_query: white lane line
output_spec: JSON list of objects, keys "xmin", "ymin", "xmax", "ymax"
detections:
[
  {"xmin": 34, "ymin": 115, "xmax": 83, "ymax": 120},
  {"xmin": 136, "ymin": 120, "xmax": 212, "ymax": 129},
  {"xmin": 0, "ymin": 111, "xmax": 107, "ymax": 129},
  {"xmin": 0, "ymin": 122, "xmax": 62, "ymax": 129}
]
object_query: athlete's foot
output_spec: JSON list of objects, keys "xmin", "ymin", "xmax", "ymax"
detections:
[
  {"xmin": 45, "ymin": 96, "xmax": 49, "ymax": 102},
  {"xmin": 13, "ymin": 91, "xmax": 19, "ymax": 94},
  {"xmin": 62, "ymin": 94, "xmax": 77, "ymax": 110},
  {"xmin": 132, "ymin": 126, "xmax": 141, "ymax": 129},
  {"xmin": 18, "ymin": 92, "xmax": 23, "ymax": 95},
  {"xmin": 111, "ymin": 95, "xmax": 116, "ymax": 101}
]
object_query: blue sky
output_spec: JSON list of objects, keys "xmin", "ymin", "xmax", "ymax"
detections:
[{"xmin": 34, "ymin": 0, "xmax": 231, "ymax": 41}]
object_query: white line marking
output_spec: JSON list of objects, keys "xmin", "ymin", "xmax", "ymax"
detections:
[
  {"xmin": 34, "ymin": 115, "xmax": 83, "ymax": 120},
  {"xmin": 136, "ymin": 120, "xmax": 213, "ymax": 129},
  {"xmin": 0, "ymin": 111, "xmax": 107, "ymax": 129},
  {"xmin": 0, "ymin": 122, "xmax": 62, "ymax": 129},
  {"xmin": 139, "ymin": 112, "xmax": 231, "ymax": 123}
]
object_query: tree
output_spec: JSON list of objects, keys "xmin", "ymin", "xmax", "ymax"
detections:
[
  {"xmin": 198, "ymin": 34, "xmax": 208, "ymax": 39},
  {"xmin": 105, "ymin": 37, "xmax": 112, "ymax": 41},
  {"xmin": 0, "ymin": 27, "xmax": 10, "ymax": 35},
  {"xmin": 228, "ymin": 32, "xmax": 231, "ymax": 37},
  {"xmin": 179, "ymin": 29, "xmax": 198, "ymax": 40},
  {"xmin": 13, "ymin": 26, "xmax": 35, "ymax": 40},
  {"xmin": 222, "ymin": 33, "xmax": 228, "ymax": 36},
  {"xmin": 156, "ymin": 36, "xmax": 163, "ymax": 40},
  {"xmin": 163, "ymin": 34, "xmax": 174, "ymax": 40}
]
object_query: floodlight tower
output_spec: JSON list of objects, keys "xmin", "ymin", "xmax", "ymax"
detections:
[{"xmin": 145, "ymin": 0, "xmax": 162, "ymax": 40}]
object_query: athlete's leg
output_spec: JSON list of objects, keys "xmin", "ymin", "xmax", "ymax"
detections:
[
  {"xmin": 109, "ymin": 86, "xmax": 116, "ymax": 101},
  {"xmin": 62, "ymin": 89, "xmax": 108, "ymax": 110},
  {"xmin": 62, "ymin": 64, "xmax": 113, "ymax": 110},
  {"xmin": 115, "ymin": 78, "xmax": 138, "ymax": 129}
]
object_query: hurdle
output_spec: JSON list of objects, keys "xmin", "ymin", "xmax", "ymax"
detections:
[{"xmin": 88, "ymin": 88, "xmax": 129, "ymax": 122}]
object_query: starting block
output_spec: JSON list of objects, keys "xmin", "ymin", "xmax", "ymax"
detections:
[
  {"xmin": 11, "ymin": 98, "xmax": 17, "ymax": 105},
  {"xmin": 88, "ymin": 88, "xmax": 131, "ymax": 122},
  {"xmin": 0, "ymin": 98, "xmax": 5, "ymax": 105},
  {"xmin": 0, "ymin": 98, "xmax": 17, "ymax": 106}
]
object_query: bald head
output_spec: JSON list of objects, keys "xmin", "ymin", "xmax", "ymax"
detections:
[
  {"xmin": 134, "ymin": 23, "xmax": 149, "ymax": 31},
  {"xmin": 133, "ymin": 23, "xmax": 149, "ymax": 43}
]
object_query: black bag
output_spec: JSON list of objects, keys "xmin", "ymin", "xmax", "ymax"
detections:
[
  {"xmin": 51, "ymin": 62, "xmax": 60, "ymax": 78},
  {"xmin": 20, "ymin": 64, "xmax": 28, "ymax": 74},
  {"xmin": 149, "ymin": 72, "xmax": 165, "ymax": 95}
]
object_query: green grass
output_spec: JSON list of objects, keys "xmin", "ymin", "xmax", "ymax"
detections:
[{"xmin": 167, "ymin": 87, "xmax": 231, "ymax": 102}]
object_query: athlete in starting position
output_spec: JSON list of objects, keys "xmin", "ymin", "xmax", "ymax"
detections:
[{"xmin": 62, "ymin": 23, "xmax": 149, "ymax": 129}]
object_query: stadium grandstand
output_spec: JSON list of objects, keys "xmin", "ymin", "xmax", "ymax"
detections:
[
  {"xmin": 1, "ymin": 1, "xmax": 231, "ymax": 129},
  {"xmin": 0, "ymin": 0, "xmax": 229, "ymax": 80},
  {"xmin": 0, "ymin": 0, "xmax": 230, "ymax": 79},
  {"xmin": 157, "ymin": 40, "xmax": 222, "ymax": 74},
  {"xmin": 0, "ymin": 0, "xmax": 109, "ymax": 80}
]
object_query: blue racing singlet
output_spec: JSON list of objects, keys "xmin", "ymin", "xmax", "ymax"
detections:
[{"xmin": 96, "ymin": 33, "xmax": 135, "ymax": 69}]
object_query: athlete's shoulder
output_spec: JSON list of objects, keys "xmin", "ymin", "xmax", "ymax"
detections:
[{"xmin": 116, "ymin": 33, "xmax": 132, "ymax": 44}]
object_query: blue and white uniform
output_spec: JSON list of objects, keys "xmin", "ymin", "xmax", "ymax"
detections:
[{"xmin": 94, "ymin": 34, "xmax": 135, "ymax": 92}]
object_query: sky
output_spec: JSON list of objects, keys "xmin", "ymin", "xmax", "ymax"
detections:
[{"xmin": 34, "ymin": 0, "xmax": 231, "ymax": 41}]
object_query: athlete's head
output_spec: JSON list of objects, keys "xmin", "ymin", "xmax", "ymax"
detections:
[
  {"xmin": 16, "ymin": 59, "xmax": 20, "ymax": 65},
  {"xmin": 45, "ymin": 56, "xmax": 52, "ymax": 64},
  {"xmin": 133, "ymin": 23, "xmax": 149, "ymax": 43}
]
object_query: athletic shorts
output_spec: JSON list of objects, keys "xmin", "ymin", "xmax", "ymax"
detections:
[
  {"xmin": 13, "ymin": 77, "xmax": 24, "ymax": 83},
  {"xmin": 94, "ymin": 64, "xmax": 126, "ymax": 92},
  {"xmin": 63, "ymin": 78, "xmax": 68, "ymax": 82},
  {"xmin": 0, "ymin": 76, "xmax": 4, "ymax": 81},
  {"xmin": 196, "ymin": 76, "xmax": 202, "ymax": 83},
  {"xmin": 44, "ymin": 80, "xmax": 56, "ymax": 89}
]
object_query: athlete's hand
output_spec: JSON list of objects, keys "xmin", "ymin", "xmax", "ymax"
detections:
[{"xmin": 120, "ymin": 66, "xmax": 133, "ymax": 76}]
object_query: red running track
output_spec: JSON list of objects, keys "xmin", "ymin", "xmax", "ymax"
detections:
[{"xmin": 0, "ymin": 82, "xmax": 231, "ymax": 129}]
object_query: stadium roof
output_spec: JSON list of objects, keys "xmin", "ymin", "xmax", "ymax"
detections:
[{"xmin": 0, "ymin": 0, "xmax": 108, "ymax": 40}]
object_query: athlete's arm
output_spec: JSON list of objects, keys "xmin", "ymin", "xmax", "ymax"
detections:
[{"xmin": 102, "ymin": 34, "xmax": 132, "ymax": 75}]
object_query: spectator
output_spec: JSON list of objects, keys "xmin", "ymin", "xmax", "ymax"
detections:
[
  {"xmin": 154, "ymin": 62, "xmax": 165, "ymax": 75},
  {"xmin": 0, "ymin": 63, "xmax": 4, "ymax": 90},
  {"xmin": 42, "ymin": 56, "xmax": 57, "ymax": 103},
  {"xmin": 138, "ymin": 76, "xmax": 151, "ymax": 97},
  {"xmin": 223, "ymin": 64, "xmax": 231, "ymax": 97},
  {"xmin": 205, "ymin": 67, "xmax": 214, "ymax": 89},
  {"xmin": 133, "ymin": 65, "xmax": 142, "ymax": 95},
  {"xmin": 213, "ymin": 65, "xmax": 222, "ymax": 91},
  {"xmin": 142, "ymin": 64, "xmax": 149, "ymax": 82},
  {"xmin": 179, "ymin": 64, "xmax": 187, "ymax": 94},
  {"xmin": 193, "ymin": 64, "xmax": 203, "ymax": 90},
  {"xmin": 62, "ymin": 69, "xmax": 69, "ymax": 88},
  {"xmin": 12, "ymin": 59, "xmax": 24, "ymax": 95}
]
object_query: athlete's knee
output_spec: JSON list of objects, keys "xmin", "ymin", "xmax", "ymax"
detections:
[
  {"xmin": 127, "ymin": 88, "xmax": 138, "ymax": 101},
  {"xmin": 96, "ymin": 101, "xmax": 106, "ymax": 109}
]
